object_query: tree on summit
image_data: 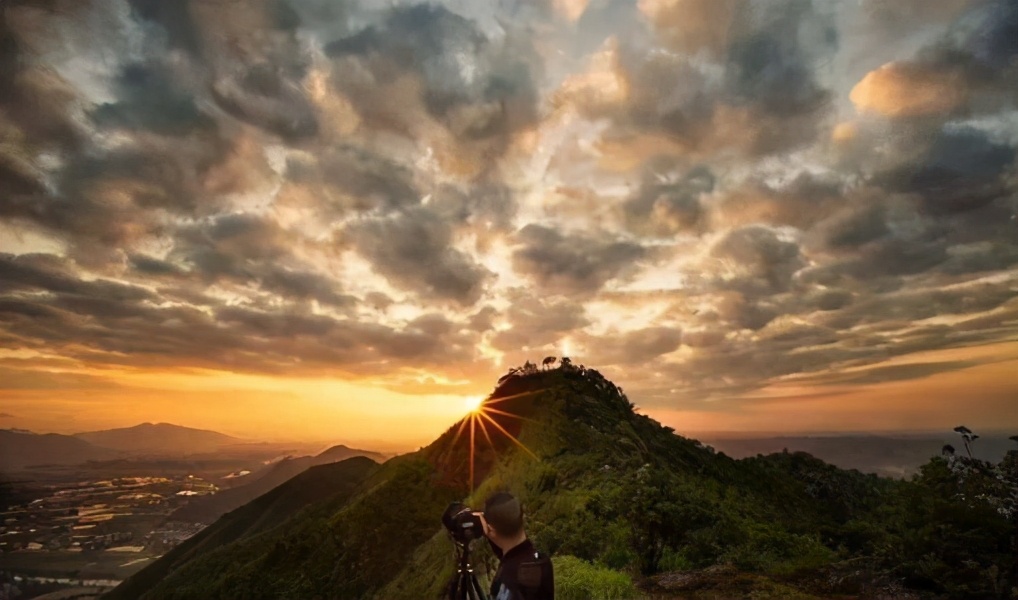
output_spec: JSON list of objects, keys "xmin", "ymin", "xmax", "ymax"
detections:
[
  {"xmin": 542, "ymin": 356, "xmax": 556, "ymax": 370},
  {"xmin": 953, "ymin": 425, "xmax": 978, "ymax": 458}
]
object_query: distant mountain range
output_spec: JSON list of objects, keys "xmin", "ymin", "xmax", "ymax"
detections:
[
  {"xmin": 0, "ymin": 423, "xmax": 385, "ymax": 476},
  {"xmin": 0, "ymin": 429, "xmax": 120, "ymax": 471},
  {"xmin": 73, "ymin": 422, "xmax": 241, "ymax": 454},
  {"xmin": 169, "ymin": 444, "xmax": 386, "ymax": 524},
  {"xmin": 699, "ymin": 433, "xmax": 1016, "ymax": 477}
]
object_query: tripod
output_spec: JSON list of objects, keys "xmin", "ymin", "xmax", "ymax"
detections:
[{"xmin": 448, "ymin": 541, "xmax": 488, "ymax": 600}]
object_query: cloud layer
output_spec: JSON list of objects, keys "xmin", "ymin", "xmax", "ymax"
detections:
[{"xmin": 1, "ymin": 0, "xmax": 1017, "ymax": 416}]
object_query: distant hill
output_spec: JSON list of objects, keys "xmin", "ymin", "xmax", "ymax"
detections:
[
  {"xmin": 0, "ymin": 429, "xmax": 121, "ymax": 472},
  {"xmin": 316, "ymin": 443, "xmax": 386, "ymax": 464},
  {"xmin": 168, "ymin": 444, "xmax": 385, "ymax": 524},
  {"xmin": 106, "ymin": 366, "xmax": 1018, "ymax": 600},
  {"xmin": 74, "ymin": 423, "xmax": 239, "ymax": 455},
  {"xmin": 699, "ymin": 434, "xmax": 1016, "ymax": 478}
]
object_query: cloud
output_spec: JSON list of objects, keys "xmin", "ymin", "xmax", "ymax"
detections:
[
  {"xmin": 795, "ymin": 360, "xmax": 979, "ymax": 387},
  {"xmin": 511, "ymin": 224, "xmax": 648, "ymax": 295},
  {"xmin": 211, "ymin": 62, "xmax": 318, "ymax": 141},
  {"xmin": 589, "ymin": 326, "xmax": 684, "ymax": 366},
  {"xmin": 489, "ymin": 293, "xmax": 589, "ymax": 352},
  {"xmin": 638, "ymin": 0, "xmax": 739, "ymax": 59},
  {"xmin": 623, "ymin": 166, "xmax": 714, "ymax": 237},
  {"xmin": 323, "ymin": 3, "xmax": 541, "ymax": 178},
  {"xmin": 1, "ymin": 0, "xmax": 1017, "ymax": 424},
  {"xmin": 346, "ymin": 208, "xmax": 493, "ymax": 305},
  {"xmin": 92, "ymin": 62, "xmax": 215, "ymax": 135},
  {"xmin": 711, "ymin": 226, "xmax": 804, "ymax": 294},
  {"xmin": 0, "ymin": 412, "xmax": 14, "ymax": 419},
  {"xmin": 851, "ymin": 0, "xmax": 1018, "ymax": 120},
  {"xmin": 594, "ymin": 0, "xmax": 838, "ymax": 161},
  {"xmin": 850, "ymin": 61, "xmax": 968, "ymax": 118},
  {"xmin": 882, "ymin": 126, "xmax": 1016, "ymax": 214}
]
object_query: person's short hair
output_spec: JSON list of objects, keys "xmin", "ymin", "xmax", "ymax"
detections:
[{"xmin": 483, "ymin": 492, "xmax": 524, "ymax": 537}]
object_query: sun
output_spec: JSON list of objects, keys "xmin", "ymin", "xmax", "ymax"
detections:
[{"xmin": 463, "ymin": 395, "xmax": 485, "ymax": 414}]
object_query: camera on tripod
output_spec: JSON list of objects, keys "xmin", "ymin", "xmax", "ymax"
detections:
[
  {"xmin": 442, "ymin": 502, "xmax": 489, "ymax": 600},
  {"xmin": 442, "ymin": 502, "xmax": 485, "ymax": 545}
]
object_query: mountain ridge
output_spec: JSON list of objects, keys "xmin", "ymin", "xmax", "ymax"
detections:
[{"xmin": 105, "ymin": 364, "xmax": 1018, "ymax": 600}]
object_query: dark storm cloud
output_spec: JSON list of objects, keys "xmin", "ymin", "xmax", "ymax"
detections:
[
  {"xmin": 346, "ymin": 208, "xmax": 492, "ymax": 305},
  {"xmin": 511, "ymin": 224, "xmax": 647, "ymax": 295}
]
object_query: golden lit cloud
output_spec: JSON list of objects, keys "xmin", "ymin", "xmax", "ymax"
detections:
[
  {"xmin": 1, "ymin": 0, "xmax": 1017, "ymax": 443},
  {"xmin": 850, "ymin": 61, "xmax": 967, "ymax": 118}
]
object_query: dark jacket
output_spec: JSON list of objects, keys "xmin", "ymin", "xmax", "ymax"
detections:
[{"xmin": 488, "ymin": 538, "xmax": 554, "ymax": 600}]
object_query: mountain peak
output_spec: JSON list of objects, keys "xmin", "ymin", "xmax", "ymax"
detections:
[{"xmin": 74, "ymin": 422, "xmax": 239, "ymax": 454}]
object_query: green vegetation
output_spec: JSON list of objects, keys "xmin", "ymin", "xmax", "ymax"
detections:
[
  {"xmin": 106, "ymin": 367, "xmax": 1017, "ymax": 599},
  {"xmin": 553, "ymin": 555, "xmax": 636, "ymax": 600}
]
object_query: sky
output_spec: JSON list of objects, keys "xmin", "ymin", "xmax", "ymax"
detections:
[{"xmin": 1, "ymin": 0, "xmax": 1016, "ymax": 448}]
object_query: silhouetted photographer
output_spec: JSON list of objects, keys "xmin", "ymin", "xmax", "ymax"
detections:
[
  {"xmin": 480, "ymin": 492, "xmax": 554, "ymax": 600},
  {"xmin": 442, "ymin": 492, "xmax": 554, "ymax": 600}
]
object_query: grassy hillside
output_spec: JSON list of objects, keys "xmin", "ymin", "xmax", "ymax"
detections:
[{"xmin": 105, "ymin": 366, "xmax": 1018, "ymax": 599}]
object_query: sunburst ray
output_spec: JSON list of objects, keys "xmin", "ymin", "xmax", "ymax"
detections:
[
  {"xmin": 478, "ymin": 410, "xmax": 540, "ymax": 460},
  {"xmin": 483, "ymin": 406, "xmax": 535, "ymax": 422}
]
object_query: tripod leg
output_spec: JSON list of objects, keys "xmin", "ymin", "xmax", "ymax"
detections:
[{"xmin": 469, "ymin": 573, "xmax": 487, "ymax": 600}]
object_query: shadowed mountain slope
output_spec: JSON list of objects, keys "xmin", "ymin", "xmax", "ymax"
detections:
[
  {"xmin": 106, "ymin": 456, "xmax": 379, "ymax": 600},
  {"xmin": 169, "ymin": 444, "xmax": 385, "ymax": 524}
]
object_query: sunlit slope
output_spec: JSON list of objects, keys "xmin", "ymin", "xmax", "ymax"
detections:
[{"xmin": 105, "ymin": 367, "xmax": 1017, "ymax": 599}]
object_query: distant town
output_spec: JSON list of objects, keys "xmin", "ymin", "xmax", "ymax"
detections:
[{"xmin": 0, "ymin": 474, "xmax": 216, "ymax": 598}]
